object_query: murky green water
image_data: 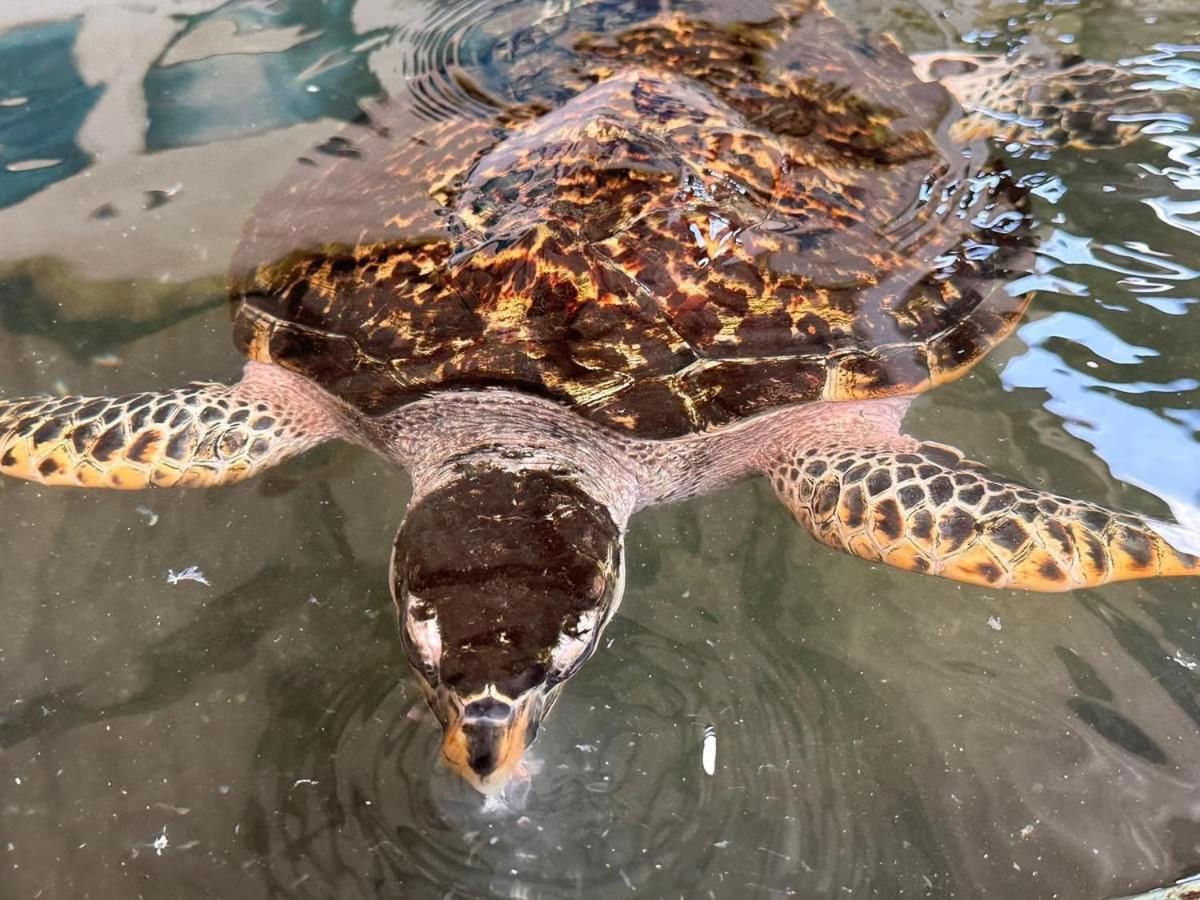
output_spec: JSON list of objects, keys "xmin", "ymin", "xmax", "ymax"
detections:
[{"xmin": 1, "ymin": 1, "xmax": 1198, "ymax": 897}]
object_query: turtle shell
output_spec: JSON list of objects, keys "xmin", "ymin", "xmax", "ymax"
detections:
[{"xmin": 230, "ymin": 0, "xmax": 1033, "ymax": 439}]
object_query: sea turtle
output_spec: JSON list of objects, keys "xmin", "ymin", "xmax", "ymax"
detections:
[{"xmin": 2, "ymin": 0, "xmax": 1196, "ymax": 795}]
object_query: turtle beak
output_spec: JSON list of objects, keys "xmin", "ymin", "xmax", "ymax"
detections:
[{"xmin": 440, "ymin": 691, "xmax": 546, "ymax": 794}]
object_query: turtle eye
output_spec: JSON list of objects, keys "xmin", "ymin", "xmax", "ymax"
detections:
[
  {"xmin": 400, "ymin": 595, "xmax": 442, "ymax": 684},
  {"xmin": 545, "ymin": 609, "xmax": 602, "ymax": 687},
  {"xmin": 411, "ymin": 654, "xmax": 439, "ymax": 686}
]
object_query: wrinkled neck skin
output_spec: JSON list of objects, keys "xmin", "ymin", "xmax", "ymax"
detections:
[
  {"xmin": 359, "ymin": 387, "xmax": 912, "ymax": 516},
  {"xmin": 373, "ymin": 391, "xmax": 644, "ymax": 527}
]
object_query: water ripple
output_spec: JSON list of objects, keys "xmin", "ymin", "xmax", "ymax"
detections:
[
  {"xmin": 394, "ymin": 0, "xmax": 503, "ymax": 122},
  {"xmin": 1126, "ymin": 43, "xmax": 1200, "ymax": 92}
]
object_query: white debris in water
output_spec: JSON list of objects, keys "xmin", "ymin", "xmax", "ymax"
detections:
[
  {"xmin": 291, "ymin": 778, "xmax": 319, "ymax": 789},
  {"xmin": 702, "ymin": 724, "xmax": 717, "ymax": 776},
  {"xmin": 405, "ymin": 700, "xmax": 428, "ymax": 722},
  {"xmin": 1019, "ymin": 823, "xmax": 1036, "ymax": 839},
  {"xmin": 91, "ymin": 352, "xmax": 124, "ymax": 369},
  {"xmin": 987, "ymin": 616, "xmax": 1002, "ymax": 632},
  {"xmin": 167, "ymin": 566, "xmax": 210, "ymax": 586},
  {"xmin": 0, "ymin": 96, "xmax": 27, "ymax": 107},
  {"xmin": 136, "ymin": 506, "xmax": 159, "ymax": 527},
  {"xmin": 1171, "ymin": 651, "xmax": 1199, "ymax": 671},
  {"xmin": 574, "ymin": 743, "xmax": 598, "ymax": 753},
  {"xmin": 152, "ymin": 826, "xmax": 169, "ymax": 856},
  {"xmin": 6, "ymin": 158, "xmax": 61, "ymax": 173}
]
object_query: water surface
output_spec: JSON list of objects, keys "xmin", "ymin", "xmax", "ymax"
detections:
[{"xmin": 1, "ymin": 1, "xmax": 1199, "ymax": 897}]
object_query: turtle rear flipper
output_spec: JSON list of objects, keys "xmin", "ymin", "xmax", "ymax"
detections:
[
  {"xmin": 914, "ymin": 48, "xmax": 1169, "ymax": 150},
  {"xmin": 761, "ymin": 401, "xmax": 1200, "ymax": 591},
  {"xmin": 0, "ymin": 362, "xmax": 345, "ymax": 490}
]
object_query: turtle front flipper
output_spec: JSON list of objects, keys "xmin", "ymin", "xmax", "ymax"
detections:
[
  {"xmin": 914, "ymin": 48, "xmax": 1168, "ymax": 151},
  {"xmin": 0, "ymin": 362, "xmax": 346, "ymax": 490},
  {"xmin": 762, "ymin": 404, "xmax": 1200, "ymax": 591}
]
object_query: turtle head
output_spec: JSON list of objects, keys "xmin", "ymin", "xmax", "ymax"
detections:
[{"xmin": 391, "ymin": 465, "xmax": 625, "ymax": 794}]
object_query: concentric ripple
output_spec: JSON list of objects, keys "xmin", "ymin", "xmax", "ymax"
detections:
[
  {"xmin": 371, "ymin": 0, "xmax": 677, "ymax": 123},
  {"xmin": 242, "ymin": 600, "xmax": 977, "ymax": 898}
]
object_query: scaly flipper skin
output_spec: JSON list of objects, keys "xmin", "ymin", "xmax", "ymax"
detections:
[
  {"xmin": 762, "ymin": 405, "xmax": 1200, "ymax": 591},
  {"xmin": 0, "ymin": 363, "xmax": 343, "ymax": 489}
]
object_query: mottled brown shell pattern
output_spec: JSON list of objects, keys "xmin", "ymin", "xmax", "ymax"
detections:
[{"xmin": 232, "ymin": 1, "xmax": 1034, "ymax": 438}]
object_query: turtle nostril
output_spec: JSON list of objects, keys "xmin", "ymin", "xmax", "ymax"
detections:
[{"xmin": 464, "ymin": 697, "xmax": 512, "ymax": 722}]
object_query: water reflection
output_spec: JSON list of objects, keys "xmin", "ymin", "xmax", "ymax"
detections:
[
  {"xmin": 999, "ymin": 49, "xmax": 1200, "ymax": 524},
  {"xmin": 0, "ymin": 19, "xmax": 101, "ymax": 208},
  {"xmin": 146, "ymin": 0, "xmax": 385, "ymax": 149},
  {"xmin": 0, "ymin": 0, "xmax": 1199, "ymax": 898}
]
